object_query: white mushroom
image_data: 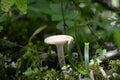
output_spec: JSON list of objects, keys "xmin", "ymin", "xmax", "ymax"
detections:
[{"xmin": 44, "ymin": 35, "xmax": 73, "ymax": 68}]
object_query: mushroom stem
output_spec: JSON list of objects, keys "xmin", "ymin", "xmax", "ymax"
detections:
[
  {"xmin": 90, "ymin": 70, "xmax": 95, "ymax": 80},
  {"xmin": 56, "ymin": 44, "xmax": 66, "ymax": 68}
]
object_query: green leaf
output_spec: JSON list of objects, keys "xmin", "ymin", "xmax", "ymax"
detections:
[
  {"xmin": 0, "ymin": 26, "xmax": 3, "ymax": 32},
  {"xmin": 65, "ymin": 11, "xmax": 80, "ymax": 20},
  {"xmin": 113, "ymin": 29, "xmax": 120, "ymax": 50},
  {"xmin": 14, "ymin": 0, "xmax": 27, "ymax": 14},
  {"xmin": 0, "ymin": 13, "xmax": 8, "ymax": 23},
  {"xmin": 1, "ymin": 0, "xmax": 14, "ymax": 12},
  {"xmin": 56, "ymin": 20, "xmax": 74, "ymax": 30},
  {"xmin": 52, "ymin": 14, "xmax": 62, "ymax": 21},
  {"xmin": 23, "ymin": 68, "xmax": 33, "ymax": 76},
  {"xmin": 96, "ymin": 48, "xmax": 107, "ymax": 56},
  {"xmin": 90, "ymin": 58, "xmax": 102, "ymax": 66},
  {"xmin": 50, "ymin": 3, "xmax": 61, "ymax": 14}
]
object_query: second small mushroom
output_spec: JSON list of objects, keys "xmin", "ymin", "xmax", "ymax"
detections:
[{"xmin": 44, "ymin": 35, "xmax": 73, "ymax": 68}]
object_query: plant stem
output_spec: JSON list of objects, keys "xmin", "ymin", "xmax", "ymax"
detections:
[{"xmin": 84, "ymin": 42, "xmax": 89, "ymax": 74}]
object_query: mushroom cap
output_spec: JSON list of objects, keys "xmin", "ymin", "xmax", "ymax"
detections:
[{"xmin": 44, "ymin": 35, "xmax": 73, "ymax": 45}]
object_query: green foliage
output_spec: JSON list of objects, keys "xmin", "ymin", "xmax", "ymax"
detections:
[
  {"xmin": 109, "ymin": 60, "xmax": 120, "ymax": 74},
  {"xmin": 95, "ymin": 48, "xmax": 107, "ymax": 56},
  {"xmin": 1, "ymin": 0, "xmax": 14, "ymax": 12},
  {"xmin": 113, "ymin": 29, "xmax": 120, "ymax": 50},
  {"xmin": 0, "ymin": 26, "xmax": 3, "ymax": 32},
  {"xmin": 15, "ymin": 43, "xmax": 41, "ymax": 79},
  {"xmin": 42, "ymin": 69, "xmax": 59, "ymax": 80},
  {"xmin": 14, "ymin": 0, "xmax": 27, "ymax": 14},
  {"xmin": 0, "ymin": 13, "xmax": 9, "ymax": 23},
  {"xmin": 90, "ymin": 58, "xmax": 102, "ymax": 68},
  {"xmin": 1, "ymin": 0, "xmax": 27, "ymax": 14},
  {"xmin": 94, "ymin": 69, "xmax": 107, "ymax": 80},
  {"xmin": 15, "ymin": 43, "xmax": 79, "ymax": 80},
  {"xmin": 0, "ymin": 54, "xmax": 6, "ymax": 80},
  {"xmin": 67, "ymin": 42, "xmax": 87, "ymax": 75}
]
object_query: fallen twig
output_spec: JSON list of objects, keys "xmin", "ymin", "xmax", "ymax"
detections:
[{"xmin": 98, "ymin": 49, "xmax": 119, "ymax": 61}]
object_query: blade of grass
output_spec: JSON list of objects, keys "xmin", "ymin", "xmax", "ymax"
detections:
[
  {"xmin": 67, "ymin": 42, "xmax": 87, "ymax": 75},
  {"xmin": 29, "ymin": 25, "xmax": 47, "ymax": 42},
  {"xmin": 72, "ymin": 22, "xmax": 84, "ymax": 64},
  {"xmin": 84, "ymin": 42, "xmax": 89, "ymax": 75},
  {"xmin": 74, "ymin": 32, "xmax": 84, "ymax": 63}
]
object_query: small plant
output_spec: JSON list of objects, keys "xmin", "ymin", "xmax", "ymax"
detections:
[
  {"xmin": 67, "ymin": 41, "xmax": 87, "ymax": 75},
  {"xmin": 15, "ymin": 42, "xmax": 42, "ymax": 80},
  {"xmin": 108, "ymin": 60, "xmax": 120, "ymax": 74},
  {"xmin": 0, "ymin": 53, "xmax": 7, "ymax": 80}
]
